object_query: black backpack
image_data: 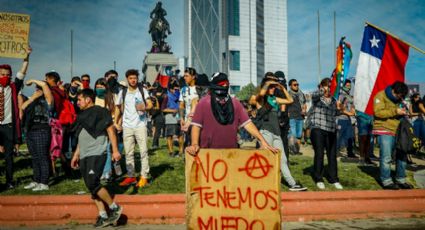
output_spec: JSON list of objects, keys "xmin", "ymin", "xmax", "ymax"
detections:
[
  {"xmin": 395, "ymin": 118, "xmax": 421, "ymax": 155},
  {"xmin": 120, "ymin": 83, "xmax": 147, "ymax": 112}
]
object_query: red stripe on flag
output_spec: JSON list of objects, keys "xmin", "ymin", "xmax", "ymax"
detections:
[
  {"xmin": 364, "ymin": 36, "xmax": 409, "ymax": 115},
  {"xmin": 330, "ymin": 69, "xmax": 338, "ymax": 96}
]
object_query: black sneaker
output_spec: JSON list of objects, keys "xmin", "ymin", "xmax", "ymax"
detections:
[
  {"xmin": 108, "ymin": 205, "xmax": 123, "ymax": 226},
  {"xmin": 6, "ymin": 183, "xmax": 14, "ymax": 190},
  {"xmin": 382, "ymin": 183, "xmax": 399, "ymax": 190},
  {"xmin": 94, "ymin": 216, "xmax": 110, "ymax": 228},
  {"xmin": 289, "ymin": 183, "xmax": 307, "ymax": 192},
  {"xmin": 396, "ymin": 182, "xmax": 414, "ymax": 189}
]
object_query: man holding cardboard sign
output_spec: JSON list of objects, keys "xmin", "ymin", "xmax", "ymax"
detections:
[
  {"xmin": 185, "ymin": 73, "xmax": 281, "ymax": 229},
  {"xmin": 186, "ymin": 72, "xmax": 277, "ymax": 154},
  {"xmin": 0, "ymin": 46, "xmax": 31, "ymax": 189}
]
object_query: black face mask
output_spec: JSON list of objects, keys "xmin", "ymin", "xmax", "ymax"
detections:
[
  {"xmin": 107, "ymin": 77, "xmax": 119, "ymax": 93},
  {"xmin": 70, "ymin": 86, "xmax": 78, "ymax": 94},
  {"xmin": 210, "ymin": 86, "xmax": 234, "ymax": 125},
  {"xmin": 212, "ymin": 88, "xmax": 229, "ymax": 97}
]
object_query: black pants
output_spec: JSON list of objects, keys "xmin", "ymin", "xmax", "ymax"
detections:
[
  {"xmin": 27, "ymin": 128, "xmax": 51, "ymax": 185},
  {"xmin": 152, "ymin": 115, "xmax": 165, "ymax": 147},
  {"xmin": 311, "ymin": 128, "xmax": 339, "ymax": 183},
  {"xmin": 0, "ymin": 124, "xmax": 14, "ymax": 184},
  {"xmin": 280, "ymin": 126, "xmax": 290, "ymax": 161},
  {"xmin": 62, "ymin": 126, "xmax": 78, "ymax": 154}
]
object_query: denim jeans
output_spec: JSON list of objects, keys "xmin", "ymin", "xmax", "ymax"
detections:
[
  {"xmin": 377, "ymin": 135, "xmax": 406, "ymax": 186},
  {"xmin": 413, "ymin": 119, "xmax": 425, "ymax": 145},
  {"xmin": 260, "ymin": 129, "xmax": 296, "ymax": 186},
  {"xmin": 289, "ymin": 119, "xmax": 304, "ymax": 139},
  {"xmin": 310, "ymin": 128, "xmax": 339, "ymax": 183},
  {"xmin": 336, "ymin": 119, "xmax": 354, "ymax": 155},
  {"xmin": 102, "ymin": 138, "xmax": 124, "ymax": 177}
]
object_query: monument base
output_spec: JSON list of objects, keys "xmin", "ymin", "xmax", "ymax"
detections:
[{"xmin": 142, "ymin": 52, "xmax": 178, "ymax": 84}]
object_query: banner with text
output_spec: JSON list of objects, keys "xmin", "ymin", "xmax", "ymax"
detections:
[
  {"xmin": 0, "ymin": 12, "xmax": 30, "ymax": 58},
  {"xmin": 186, "ymin": 149, "xmax": 281, "ymax": 230}
]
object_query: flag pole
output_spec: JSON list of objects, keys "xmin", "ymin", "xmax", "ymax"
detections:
[
  {"xmin": 317, "ymin": 10, "xmax": 321, "ymax": 83},
  {"xmin": 366, "ymin": 22, "xmax": 425, "ymax": 54}
]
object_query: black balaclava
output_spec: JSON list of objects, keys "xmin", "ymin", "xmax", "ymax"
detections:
[{"xmin": 210, "ymin": 72, "xmax": 234, "ymax": 125}]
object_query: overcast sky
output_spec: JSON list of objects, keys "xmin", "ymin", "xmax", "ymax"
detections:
[{"xmin": 0, "ymin": 0, "xmax": 424, "ymax": 93}]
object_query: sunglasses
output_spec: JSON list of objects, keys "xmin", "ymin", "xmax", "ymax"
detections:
[{"xmin": 292, "ymin": 84, "xmax": 299, "ymax": 86}]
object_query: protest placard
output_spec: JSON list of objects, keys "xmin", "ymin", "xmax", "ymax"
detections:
[
  {"xmin": 186, "ymin": 149, "xmax": 281, "ymax": 230},
  {"xmin": 0, "ymin": 12, "xmax": 30, "ymax": 58}
]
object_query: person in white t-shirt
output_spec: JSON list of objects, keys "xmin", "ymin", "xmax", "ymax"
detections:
[
  {"xmin": 179, "ymin": 67, "xmax": 199, "ymax": 147},
  {"xmin": 115, "ymin": 69, "xmax": 152, "ymax": 188}
]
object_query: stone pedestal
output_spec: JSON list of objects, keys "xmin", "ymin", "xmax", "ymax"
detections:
[{"xmin": 142, "ymin": 53, "xmax": 178, "ymax": 84}]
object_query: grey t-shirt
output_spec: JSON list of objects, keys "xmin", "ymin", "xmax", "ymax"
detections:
[
  {"xmin": 78, "ymin": 128, "xmax": 108, "ymax": 159},
  {"xmin": 165, "ymin": 113, "xmax": 178, "ymax": 125}
]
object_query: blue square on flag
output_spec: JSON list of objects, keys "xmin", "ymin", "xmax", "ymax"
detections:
[{"xmin": 360, "ymin": 25, "xmax": 386, "ymax": 60}]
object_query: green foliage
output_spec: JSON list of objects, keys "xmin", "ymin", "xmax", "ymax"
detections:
[{"xmin": 235, "ymin": 83, "xmax": 257, "ymax": 101}]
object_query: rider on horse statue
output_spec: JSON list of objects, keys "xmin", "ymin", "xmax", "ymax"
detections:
[{"xmin": 149, "ymin": 1, "xmax": 172, "ymax": 53}]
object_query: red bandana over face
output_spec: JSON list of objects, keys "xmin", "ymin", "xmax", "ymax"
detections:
[{"xmin": 0, "ymin": 76, "xmax": 11, "ymax": 87}]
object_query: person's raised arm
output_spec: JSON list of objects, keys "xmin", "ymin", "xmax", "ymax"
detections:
[
  {"xmin": 21, "ymin": 90, "xmax": 43, "ymax": 110},
  {"xmin": 26, "ymin": 79, "xmax": 53, "ymax": 106},
  {"xmin": 275, "ymin": 85, "xmax": 293, "ymax": 105},
  {"xmin": 18, "ymin": 46, "xmax": 32, "ymax": 76}
]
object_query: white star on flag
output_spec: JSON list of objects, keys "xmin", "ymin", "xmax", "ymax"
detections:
[{"xmin": 370, "ymin": 35, "xmax": 380, "ymax": 48}]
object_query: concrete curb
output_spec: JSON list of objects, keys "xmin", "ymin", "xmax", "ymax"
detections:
[{"xmin": 1, "ymin": 190, "xmax": 425, "ymax": 226}]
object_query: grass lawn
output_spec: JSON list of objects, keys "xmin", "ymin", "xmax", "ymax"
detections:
[{"xmin": 0, "ymin": 138, "xmax": 417, "ymax": 195}]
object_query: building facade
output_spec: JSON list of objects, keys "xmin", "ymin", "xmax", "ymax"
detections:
[{"xmin": 185, "ymin": 0, "xmax": 288, "ymax": 92}]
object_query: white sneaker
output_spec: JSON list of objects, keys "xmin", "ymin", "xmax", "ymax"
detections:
[
  {"xmin": 333, "ymin": 182, "xmax": 343, "ymax": 190},
  {"xmin": 24, "ymin": 182, "xmax": 38, "ymax": 190},
  {"xmin": 32, "ymin": 183, "xmax": 49, "ymax": 191},
  {"xmin": 316, "ymin": 182, "xmax": 325, "ymax": 190}
]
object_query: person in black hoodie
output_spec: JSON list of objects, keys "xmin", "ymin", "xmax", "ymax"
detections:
[{"xmin": 71, "ymin": 89, "xmax": 122, "ymax": 227}]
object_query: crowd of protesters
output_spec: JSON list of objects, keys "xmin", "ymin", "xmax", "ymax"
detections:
[{"xmin": 1, "ymin": 48, "xmax": 424, "ymax": 226}]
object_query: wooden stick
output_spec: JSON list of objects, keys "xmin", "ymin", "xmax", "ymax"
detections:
[{"xmin": 366, "ymin": 21, "xmax": 425, "ymax": 54}]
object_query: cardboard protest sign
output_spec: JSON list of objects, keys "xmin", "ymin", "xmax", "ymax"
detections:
[
  {"xmin": 186, "ymin": 149, "xmax": 281, "ymax": 230},
  {"xmin": 0, "ymin": 12, "xmax": 30, "ymax": 58}
]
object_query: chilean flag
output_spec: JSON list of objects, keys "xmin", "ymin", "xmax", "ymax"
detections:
[{"xmin": 353, "ymin": 24, "xmax": 409, "ymax": 115}]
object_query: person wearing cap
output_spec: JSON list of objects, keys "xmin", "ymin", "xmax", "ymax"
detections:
[
  {"xmin": 186, "ymin": 72, "xmax": 277, "ymax": 156},
  {"xmin": 274, "ymin": 71, "xmax": 291, "ymax": 161},
  {"xmin": 0, "ymin": 47, "xmax": 31, "ymax": 189},
  {"xmin": 254, "ymin": 72, "xmax": 307, "ymax": 191},
  {"xmin": 163, "ymin": 78, "xmax": 184, "ymax": 157}
]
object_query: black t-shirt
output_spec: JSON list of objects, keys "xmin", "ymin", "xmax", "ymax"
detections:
[
  {"xmin": 24, "ymin": 97, "xmax": 52, "ymax": 131},
  {"xmin": 287, "ymin": 91, "xmax": 305, "ymax": 120},
  {"xmin": 412, "ymin": 100, "xmax": 424, "ymax": 114},
  {"xmin": 256, "ymin": 106, "xmax": 281, "ymax": 136},
  {"xmin": 274, "ymin": 89, "xmax": 289, "ymax": 129}
]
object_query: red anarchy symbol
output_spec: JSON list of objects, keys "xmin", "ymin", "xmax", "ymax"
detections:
[{"xmin": 238, "ymin": 153, "xmax": 273, "ymax": 179}]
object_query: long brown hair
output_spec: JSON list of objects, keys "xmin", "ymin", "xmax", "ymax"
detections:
[{"xmin": 95, "ymin": 78, "xmax": 115, "ymax": 114}]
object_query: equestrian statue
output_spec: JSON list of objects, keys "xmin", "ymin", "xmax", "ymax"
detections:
[{"xmin": 149, "ymin": 1, "xmax": 172, "ymax": 53}]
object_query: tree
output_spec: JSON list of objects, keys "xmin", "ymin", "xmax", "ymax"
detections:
[{"xmin": 235, "ymin": 83, "xmax": 257, "ymax": 101}]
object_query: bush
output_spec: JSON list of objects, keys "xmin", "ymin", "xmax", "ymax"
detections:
[{"xmin": 235, "ymin": 83, "xmax": 257, "ymax": 101}]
